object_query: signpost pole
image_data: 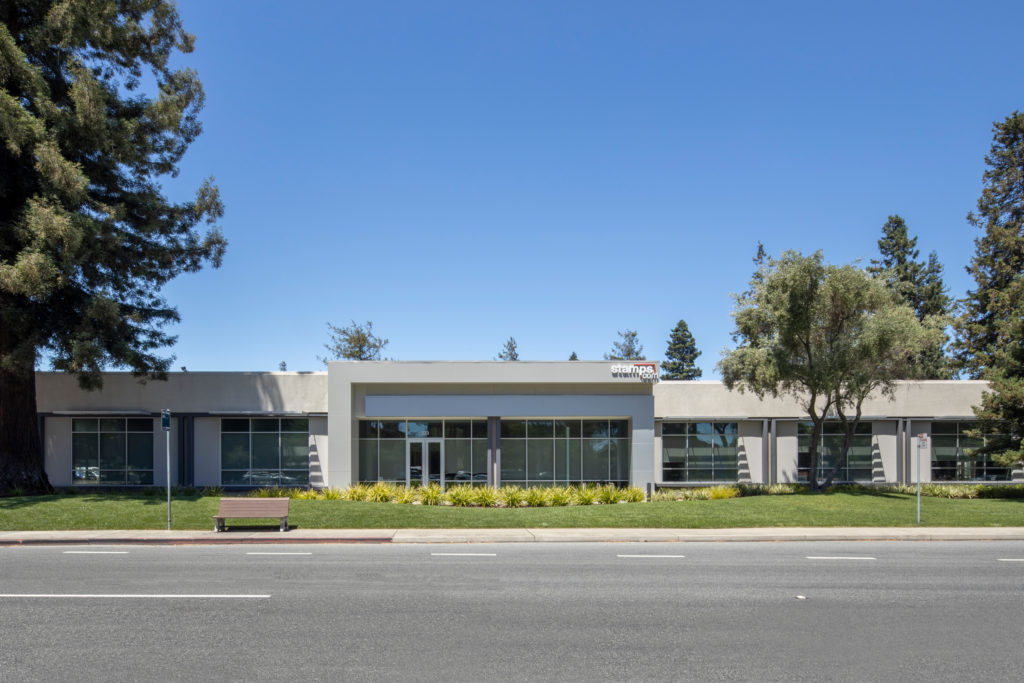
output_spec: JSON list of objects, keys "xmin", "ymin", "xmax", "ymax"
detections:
[
  {"xmin": 162, "ymin": 409, "xmax": 171, "ymax": 531},
  {"xmin": 916, "ymin": 433, "xmax": 927, "ymax": 525}
]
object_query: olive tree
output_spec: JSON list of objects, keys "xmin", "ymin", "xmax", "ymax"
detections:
[{"xmin": 719, "ymin": 251, "xmax": 937, "ymax": 491}]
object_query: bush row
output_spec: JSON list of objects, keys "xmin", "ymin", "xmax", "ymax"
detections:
[
  {"xmin": 52, "ymin": 481, "xmax": 1024, "ymax": 502},
  {"xmin": 248, "ymin": 482, "xmax": 647, "ymax": 507},
  {"xmin": 652, "ymin": 482, "xmax": 1024, "ymax": 500}
]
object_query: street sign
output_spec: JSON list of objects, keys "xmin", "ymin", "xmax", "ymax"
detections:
[{"xmin": 162, "ymin": 409, "xmax": 171, "ymax": 530}]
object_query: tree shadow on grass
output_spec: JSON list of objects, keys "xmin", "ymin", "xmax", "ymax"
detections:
[{"xmin": 0, "ymin": 489, "xmax": 211, "ymax": 509}]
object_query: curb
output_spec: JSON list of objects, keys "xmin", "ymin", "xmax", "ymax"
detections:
[
  {"xmin": 3, "ymin": 527, "xmax": 1024, "ymax": 546},
  {"xmin": 0, "ymin": 537, "xmax": 393, "ymax": 547}
]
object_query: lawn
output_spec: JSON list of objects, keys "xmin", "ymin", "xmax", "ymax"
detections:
[{"xmin": 1, "ymin": 490, "xmax": 1022, "ymax": 530}]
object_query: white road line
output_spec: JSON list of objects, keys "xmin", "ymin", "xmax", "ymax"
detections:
[
  {"xmin": 806, "ymin": 556, "xmax": 877, "ymax": 561},
  {"xmin": 430, "ymin": 552, "xmax": 496, "ymax": 557},
  {"xmin": 997, "ymin": 558, "xmax": 1024, "ymax": 562},
  {"xmin": 0, "ymin": 594, "xmax": 270, "ymax": 599},
  {"xmin": 63, "ymin": 551, "xmax": 129, "ymax": 554},
  {"xmin": 617, "ymin": 554, "xmax": 686, "ymax": 558},
  {"xmin": 245, "ymin": 552, "xmax": 312, "ymax": 555}
]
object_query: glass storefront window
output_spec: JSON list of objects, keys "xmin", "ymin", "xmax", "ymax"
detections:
[
  {"xmin": 72, "ymin": 417, "xmax": 154, "ymax": 486},
  {"xmin": 357, "ymin": 418, "xmax": 630, "ymax": 487},
  {"xmin": 931, "ymin": 422, "xmax": 1009, "ymax": 481},
  {"xmin": 797, "ymin": 422, "xmax": 873, "ymax": 482},
  {"xmin": 661, "ymin": 422, "xmax": 739, "ymax": 483},
  {"xmin": 220, "ymin": 418, "xmax": 310, "ymax": 486}
]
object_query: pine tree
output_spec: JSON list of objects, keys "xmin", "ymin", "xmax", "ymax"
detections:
[
  {"xmin": 320, "ymin": 321, "xmax": 389, "ymax": 362},
  {"xmin": 0, "ymin": 2, "xmax": 225, "ymax": 494},
  {"xmin": 955, "ymin": 112, "xmax": 1024, "ymax": 378},
  {"xmin": 661, "ymin": 320, "xmax": 702, "ymax": 380},
  {"xmin": 568, "ymin": 351, "xmax": 578, "ymax": 361},
  {"xmin": 956, "ymin": 112, "xmax": 1024, "ymax": 470},
  {"xmin": 604, "ymin": 330, "xmax": 645, "ymax": 360},
  {"xmin": 867, "ymin": 216, "xmax": 951, "ymax": 321},
  {"xmin": 867, "ymin": 215, "xmax": 952, "ymax": 378},
  {"xmin": 497, "ymin": 337, "xmax": 519, "ymax": 361},
  {"xmin": 970, "ymin": 285, "xmax": 1024, "ymax": 469}
]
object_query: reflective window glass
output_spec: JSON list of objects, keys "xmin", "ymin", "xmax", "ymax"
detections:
[
  {"xmin": 252, "ymin": 418, "xmax": 278, "ymax": 432},
  {"xmin": 445, "ymin": 421, "xmax": 472, "ymax": 439},
  {"xmin": 72, "ymin": 418, "xmax": 98, "ymax": 433},
  {"xmin": 378, "ymin": 421, "xmax": 405, "ymax": 439},
  {"xmin": 222, "ymin": 419, "xmax": 250, "ymax": 432},
  {"xmin": 554, "ymin": 420, "xmax": 581, "ymax": 438},
  {"xmin": 281, "ymin": 418, "xmax": 309, "ymax": 432},
  {"xmin": 72, "ymin": 417, "xmax": 153, "ymax": 485},
  {"xmin": 501, "ymin": 420, "xmax": 526, "ymax": 438},
  {"xmin": 528, "ymin": 420, "xmax": 554, "ymax": 438}
]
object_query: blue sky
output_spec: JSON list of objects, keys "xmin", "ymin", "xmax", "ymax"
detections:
[{"xmin": 155, "ymin": 0, "xmax": 1024, "ymax": 376}]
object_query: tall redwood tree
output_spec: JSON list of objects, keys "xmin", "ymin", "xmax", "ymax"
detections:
[{"xmin": 0, "ymin": 1, "xmax": 225, "ymax": 494}]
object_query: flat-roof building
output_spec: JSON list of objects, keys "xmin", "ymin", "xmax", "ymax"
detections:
[{"xmin": 35, "ymin": 361, "xmax": 1021, "ymax": 490}]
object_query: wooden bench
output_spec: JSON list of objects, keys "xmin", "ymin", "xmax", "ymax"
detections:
[{"xmin": 213, "ymin": 498, "xmax": 289, "ymax": 532}]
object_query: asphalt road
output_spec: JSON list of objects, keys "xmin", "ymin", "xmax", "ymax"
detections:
[{"xmin": 1, "ymin": 541, "xmax": 1022, "ymax": 682}]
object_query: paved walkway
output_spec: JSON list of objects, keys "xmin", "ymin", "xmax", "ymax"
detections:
[{"xmin": 2, "ymin": 527, "xmax": 1024, "ymax": 546}]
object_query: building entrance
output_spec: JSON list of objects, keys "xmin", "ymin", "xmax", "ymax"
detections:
[{"xmin": 406, "ymin": 438, "xmax": 444, "ymax": 488}]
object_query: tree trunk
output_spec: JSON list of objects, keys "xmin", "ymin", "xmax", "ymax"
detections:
[{"xmin": 0, "ymin": 360, "xmax": 50, "ymax": 496}]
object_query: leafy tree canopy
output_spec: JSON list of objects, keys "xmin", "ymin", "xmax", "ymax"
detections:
[
  {"xmin": 1, "ymin": 0, "xmax": 225, "ymax": 494},
  {"xmin": 661, "ymin": 319, "xmax": 701, "ymax": 380},
  {"xmin": 604, "ymin": 330, "xmax": 644, "ymax": 361},
  {"xmin": 320, "ymin": 321, "xmax": 389, "ymax": 362},
  {"xmin": 719, "ymin": 251, "xmax": 938, "ymax": 491}
]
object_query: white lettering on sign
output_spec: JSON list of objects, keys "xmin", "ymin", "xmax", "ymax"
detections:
[{"xmin": 610, "ymin": 362, "xmax": 659, "ymax": 382}]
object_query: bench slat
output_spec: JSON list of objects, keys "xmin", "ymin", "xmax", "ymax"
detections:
[
  {"xmin": 215, "ymin": 498, "xmax": 289, "ymax": 516},
  {"xmin": 213, "ymin": 498, "xmax": 290, "ymax": 532}
]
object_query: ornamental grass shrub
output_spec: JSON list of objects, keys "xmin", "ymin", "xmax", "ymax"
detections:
[
  {"xmin": 419, "ymin": 483, "xmax": 443, "ymax": 505},
  {"xmin": 499, "ymin": 486, "xmax": 526, "ymax": 508},
  {"xmin": 394, "ymin": 487, "xmax": 417, "ymax": 504},
  {"xmin": 546, "ymin": 487, "xmax": 571, "ymax": 507},
  {"xmin": 344, "ymin": 484, "xmax": 370, "ymax": 502},
  {"xmin": 366, "ymin": 482, "xmax": 396, "ymax": 503},
  {"xmin": 708, "ymin": 485, "xmax": 741, "ymax": 499},
  {"xmin": 572, "ymin": 486, "xmax": 599, "ymax": 505},
  {"xmin": 525, "ymin": 487, "xmax": 549, "ymax": 507},
  {"xmin": 320, "ymin": 487, "xmax": 344, "ymax": 500},
  {"xmin": 596, "ymin": 484, "xmax": 622, "ymax": 504},
  {"xmin": 444, "ymin": 484, "xmax": 476, "ymax": 507},
  {"xmin": 472, "ymin": 486, "xmax": 499, "ymax": 507}
]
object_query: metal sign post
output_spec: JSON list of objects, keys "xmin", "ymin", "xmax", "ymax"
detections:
[
  {"xmin": 916, "ymin": 433, "xmax": 928, "ymax": 525},
  {"xmin": 162, "ymin": 409, "xmax": 171, "ymax": 530}
]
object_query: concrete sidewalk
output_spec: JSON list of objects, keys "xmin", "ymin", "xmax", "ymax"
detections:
[{"xmin": 2, "ymin": 526, "xmax": 1024, "ymax": 546}]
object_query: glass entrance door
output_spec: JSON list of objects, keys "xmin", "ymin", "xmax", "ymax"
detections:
[{"xmin": 407, "ymin": 439, "xmax": 444, "ymax": 489}]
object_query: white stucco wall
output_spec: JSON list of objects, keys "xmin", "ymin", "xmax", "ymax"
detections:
[{"xmin": 329, "ymin": 361, "xmax": 657, "ymax": 489}]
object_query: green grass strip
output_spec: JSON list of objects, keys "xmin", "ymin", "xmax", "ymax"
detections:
[{"xmin": 1, "ymin": 491, "xmax": 1022, "ymax": 530}]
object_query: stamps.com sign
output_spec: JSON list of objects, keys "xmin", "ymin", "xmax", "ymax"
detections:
[{"xmin": 610, "ymin": 362, "xmax": 658, "ymax": 382}]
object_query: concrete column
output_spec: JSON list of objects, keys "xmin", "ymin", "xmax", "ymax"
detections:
[{"xmin": 488, "ymin": 416, "xmax": 500, "ymax": 489}]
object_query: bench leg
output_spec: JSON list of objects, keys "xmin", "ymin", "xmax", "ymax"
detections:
[{"xmin": 280, "ymin": 518, "xmax": 288, "ymax": 532}]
